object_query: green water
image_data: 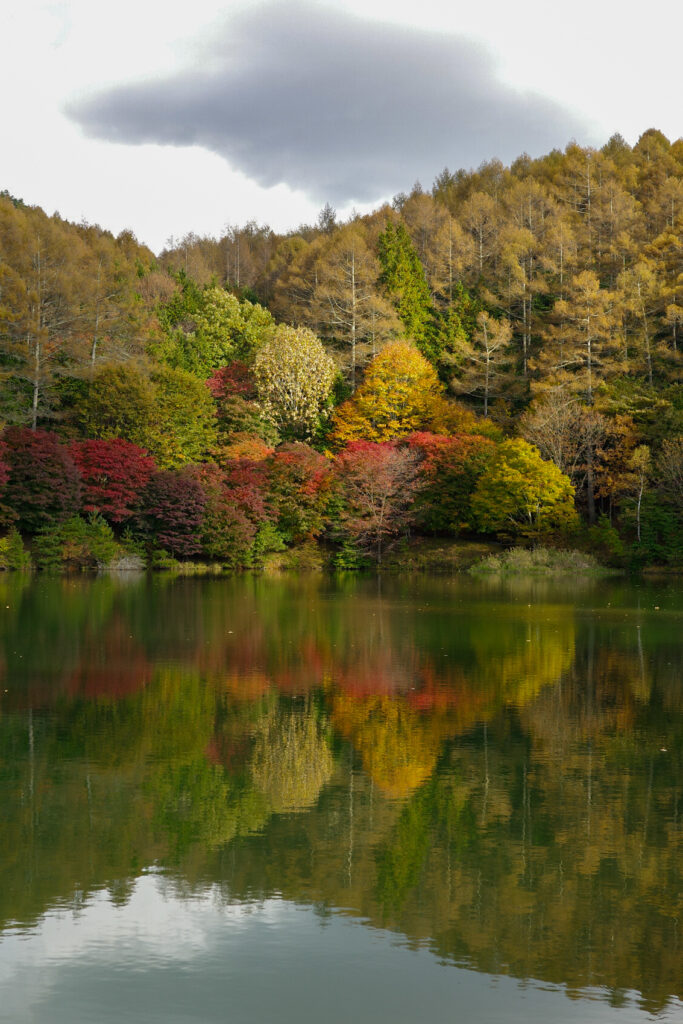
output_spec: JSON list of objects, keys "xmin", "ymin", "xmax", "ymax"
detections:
[{"xmin": 0, "ymin": 573, "xmax": 681, "ymax": 1023}]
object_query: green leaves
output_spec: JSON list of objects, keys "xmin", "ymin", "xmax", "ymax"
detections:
[{"xmin": 471, "ymin": 438, "xmax": 579, "ymax": 539}]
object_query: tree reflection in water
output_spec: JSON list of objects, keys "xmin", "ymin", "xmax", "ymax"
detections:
[{"xmin": 0, "ymin": 573, "xmax": 680, "ymax": 1013}]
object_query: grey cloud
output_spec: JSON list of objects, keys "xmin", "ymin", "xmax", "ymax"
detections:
[{"xmin": 66, "ymin": 3, "xmax": 588, "ymax": 203}]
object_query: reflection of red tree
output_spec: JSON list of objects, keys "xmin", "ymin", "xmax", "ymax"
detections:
[
  {"xmin": 269, "ymin": 638, "xmax": 327, "ymax": 694},
  {"xmin": 68, "ymin": 616, "xmax": 152, "ymax": 701},
  {"xmin": 204, "ymin": 734, "xmax": 252, "ymax": 771},
  {"xmin": 332, "ymin": 647, "xmax": 418, "ymax": 697},
  {"xmin": 218, "ymin": 671, "xmax": 272, "ymax": 700}
]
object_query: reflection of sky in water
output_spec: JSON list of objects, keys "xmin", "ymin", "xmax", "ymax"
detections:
[{"xmin": 0, "ymin": 876, "xmax": 677, "ymax": 1024}]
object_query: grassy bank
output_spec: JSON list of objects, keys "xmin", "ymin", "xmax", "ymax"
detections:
[{"xmin": 468, "ymin": 546, "xmax": 619, "ymax": 577}]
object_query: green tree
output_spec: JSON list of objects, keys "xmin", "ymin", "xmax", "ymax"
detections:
[
  {"xmin": 157, "ymin": 284, "xmax": 274, "ymax": 377},
  {"xmin": 471, "ymin": 438, "xmax": 578, "ymax": 540},
  {"xmin": 378, "ymin": 221, "xmax": 434, "ymax": 358},
  {"xmin": 80, "ymin": 364, "xmax": 157, "ymax": 450},
  {"xmin": 80, "ymin": 363, "xmax": 217, "ymax": 467},
  {"xmin": 151, "ymin": 366, "xmax": 218, "ymax": 467}
]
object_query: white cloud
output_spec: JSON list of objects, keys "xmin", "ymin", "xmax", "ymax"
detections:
[{"xmin": 2, "ymin": 0, "xmax": 681, "ymax": 253}]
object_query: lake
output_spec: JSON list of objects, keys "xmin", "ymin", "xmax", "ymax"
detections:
[{"xmin": 0, "ymin": 573, "xmax": 681, "ymax": 1023}]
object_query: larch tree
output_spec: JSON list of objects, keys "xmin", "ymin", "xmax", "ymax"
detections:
[
  {"xmin": 311, "ymin": 224, "xmax": 400, "ymax": 389},
  {"xmin": 539, "ymin": 271, "xmax": 619, "ymax": 405},
  {"xmin": 0, "ymin": 200, "xmax": 91, "ymax": 427},
  {"xmin": 451, "ymin": 311, "xmax": 514, "ymax": 416},
  {"xmin": 617, "ymin": 260, "xmax": 667, "ymax": 384},
  {"xmin": 459, "ymin": 191, "xmax": 501, "ymax": 280}
]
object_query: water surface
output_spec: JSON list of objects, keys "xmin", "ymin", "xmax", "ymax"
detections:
[{"xmin": 0, "ymin": 574, "xmax": 681, "ymax": 1022}]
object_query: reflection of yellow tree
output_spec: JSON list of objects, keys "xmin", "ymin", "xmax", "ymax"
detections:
[
  {"xmin": 468, "ymin": 607, "xmax": 575, "ymax": 706},
  {"xmin": 250, "ymin": 706, "xmax": 334, "ymax": 813},
  {"xmin": 331, "ymin": 694, "xmax": 444, "ymax": 798}
]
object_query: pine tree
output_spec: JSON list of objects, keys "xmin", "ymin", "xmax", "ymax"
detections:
[{"xmin": 377, "ymin": 222, "xmax": 435, "ymax": 358}]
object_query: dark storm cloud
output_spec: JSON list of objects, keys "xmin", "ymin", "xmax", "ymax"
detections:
[{"xmin": 66, "ymin": 3, "xmax": 587, "ymax": 202}]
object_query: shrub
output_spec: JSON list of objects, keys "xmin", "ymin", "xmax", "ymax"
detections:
[
  {"xmin": 267, "ymin": 443, "xmax": 333, "ymax": 541},
  {"xmin": 585, "ymin": 515, "xmax": 626, "ymax": 566},
  {"xmin": 404, "ymin": 432, "xmax": 495, "ymax": 534},
  {"xmin": 0, "ymin": 527, "xmax": 31, "ymax": 570},
  {"xmin": 470, "ymin": 547, "xmax": 604, "ymax": 575},
  {"xmin": 33, "ymin": 515, "xmax": 119, "ymax": 571},
  {"xmin": 136, "ymin": 468, "xmax": 206, "ymax": 559}
]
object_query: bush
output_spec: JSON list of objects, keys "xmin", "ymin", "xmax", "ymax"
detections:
[
  {"xmin": 0, "ymin": 528, "xmax": 31, "ymax": 570},
  {"xmin": 267, "ymin": 443, "xmax": 333, "ymax": 542},
  {"xmin": 70, "ymin": 438, "xmax": 156, "ymax": 523},
  {"xmin": 623, "ymin": 495, "xmax": 683, "ymax": 567},
  {"xmin": 470, "ymin": 546, "xmax": 605, "ymax": 575},
  {"xmin": 585, "ymin": 515, "xmax": 626, "ymax": 566},
  {"xmin": 33, "ymin": 515, "xmax": 119, "ymax": 571}
]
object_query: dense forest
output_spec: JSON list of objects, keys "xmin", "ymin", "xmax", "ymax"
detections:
[{"xmin": 0, "ymin": 128, "xmax": 681, "ymax": 570}]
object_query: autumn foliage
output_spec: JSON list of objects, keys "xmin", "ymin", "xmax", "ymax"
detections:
[
  {"xmin": 334, "ymin": 441, "xmax": 421, "ymax": 562},
  {"xmin": 137, "ymin": 469, "xmax": 207, "ymax": 558},
  {"xmin": 332, "ymin": 342, "xmax": 443, "ymax": 444},
  {"xmin": 404, "ymin": 432, "xmax": 496, "ymax": 534},
  {"xmin": 70, "ymin": 439, "xmax": 156, "ymax": 523},
  {"xmin": 1, "ymin": 427, "xmax": 81, "ymax": 532}
]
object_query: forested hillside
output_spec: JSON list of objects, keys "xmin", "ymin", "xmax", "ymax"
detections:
[{"xmin": 0, "ymin": 129, "xmax": 681, "ymax": 570}]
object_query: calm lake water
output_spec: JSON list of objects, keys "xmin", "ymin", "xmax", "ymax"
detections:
[{"xmin": 0, "ymin": 573, "xmax": 681, "ymax": 1023}]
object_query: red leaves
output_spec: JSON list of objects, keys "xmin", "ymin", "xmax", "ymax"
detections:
[
  {"xmin": 402, "ymin": 431, "xmax": 495, "ymax": 534},
  {"xmin": 206, "ymin": 361, "xmax": 257, "ymax": 401},
  {"xmin": 334, "ymin": 441, "xmax": 421, "ymax": 562},
  {"xmin": 1, "ymin": 427, "xmax": 81, "ymax": 532},
  {"xmin": 70, "ymin": 439, "xmax": 156, "ymax": 524},
  {"xmin": 137, "ymin": 468, "xmax": 206, "ymax": 558}
]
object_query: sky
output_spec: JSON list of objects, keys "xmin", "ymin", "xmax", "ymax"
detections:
[{"xmin": 3, "ymin": 0, "xmax": 681, "ymax": 254}]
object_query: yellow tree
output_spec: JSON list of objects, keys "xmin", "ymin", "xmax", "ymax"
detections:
[
  {"xmin": 617, "ymin": 260, "xmax": 666, "ymax": 385},
  {"xmin": 539, "ymin": 271, "xmax": 619, "ymax": 405},
  {"xmin": 0, "ymin": 200, "xmax": 91, "ymax": 428},
  {"xmin": 451, "ymin": 311, "xmax": 514, "ymax": 416},
  {"xmin": 331, "ymin": 341, "xmax": 443, "ymax": 444},
  {"xmin": 471, "ymin": 438, "xmax": 578, "ymax": 540},
  {"xmin": 459, "ymin": 191, "xmax": 501, "ymax": 280},
  {"xmin": 400, "ymin": 192, "xmax": 467, "ymax": 307}
]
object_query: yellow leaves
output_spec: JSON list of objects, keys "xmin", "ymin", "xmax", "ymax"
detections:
[
  {"xmin": 331, "ymin": 693, "xmax": 443, "ymax": 798},
  {"xmin": 471, "ymin": 438, "xmax": 579, "ymax": 538},
  {"xmin": 332, "ymin": 341, "xmax": 443, "ymax": 445}
]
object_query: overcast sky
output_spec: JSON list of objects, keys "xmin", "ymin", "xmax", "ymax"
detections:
[{"xmin": 3, "ymin": 0, "xmax": 681, "ymax": 254}]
